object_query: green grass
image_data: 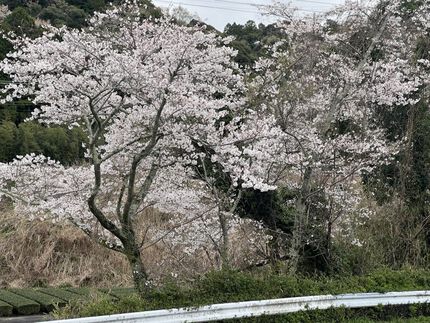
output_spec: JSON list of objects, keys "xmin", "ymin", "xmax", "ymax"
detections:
[
  {"xmin": 0, "ymin": 290, "xmax": 40, "ymax": 315},
  {"xmin": 10, "ymin": 288, "xmax": 66, "ymax": 312}
]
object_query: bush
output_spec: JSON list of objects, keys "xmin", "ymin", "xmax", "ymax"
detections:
[{"xmin": 53, "ymin": 269, "xmax": 430, "ymax": 321}]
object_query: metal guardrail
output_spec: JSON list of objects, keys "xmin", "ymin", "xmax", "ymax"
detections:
[{"xmin": 45, "ymin": 290, "xmax": 430, "ymax": 323}]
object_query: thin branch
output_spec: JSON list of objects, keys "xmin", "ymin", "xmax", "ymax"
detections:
[{"xmin": 140, "ymin": 205, "xmax": 217, "ymax": 250}]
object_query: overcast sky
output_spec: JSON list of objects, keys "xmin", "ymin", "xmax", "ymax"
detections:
[{"xmin": 152, "ymin": 0, "xmax": 347, "ymax": 31}]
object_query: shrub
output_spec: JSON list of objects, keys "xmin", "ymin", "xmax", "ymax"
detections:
[{"xmin": 53, "ymin": 269, "xmax": 430, "ymax": 321}]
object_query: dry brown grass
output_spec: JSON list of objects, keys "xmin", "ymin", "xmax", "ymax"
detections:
[
  {"xmin": 0, "ymin": 203, "xmax": 268, "ymax": 288},
  {"xmin": 0, "ymin": 207, "xmax": 131, "ymax": 288}
]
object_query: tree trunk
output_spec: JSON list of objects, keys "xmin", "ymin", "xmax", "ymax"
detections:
[
  {"xmin": 218, "ymin": 210, "xmax": 230, "ymax": 270},
  {"xmin": 288, "ymin": 203, "xmax": 303, "ymax": 275},
  {"xmin": 325, "ymin": 219, "xmax": 333, "ymax": 272},
  {"xmin": 268, "ymin": 231, "xmax": 283, "ymax": 265},
  {"xmin": 125, "ymin": 246, "xmax": 150, "ymax": 297},
  {"xmin": 399, "ymin": 105, "xmax": 416, "ymax": 204},
  {"xmin": 288, "ymin": 167, "xmax": 312, "ymax": 274}
]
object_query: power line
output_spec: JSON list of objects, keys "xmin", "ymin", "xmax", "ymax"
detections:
[
  {"xmin": 159, "ymin": 0, "xmax": 339, "ymax": 10},
  {"xmin": 155, "ymin": 0, "xmax": 263, "ymax": 14},
  {"xmin": 210, "ymin": 0, "xmax": 337, "ymax": 7},
  {"xmin": 287, "ymin": 0, "xmax": 340, "ymax": 5},
  {"xmin": 155, "ymin": 0, "xmax": 327, "ymax": 14}
]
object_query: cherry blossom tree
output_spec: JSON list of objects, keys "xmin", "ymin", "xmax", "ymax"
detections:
[
  {"xmin": 251, "ymin": 0, "xmax": 430, "ymax": 272},
  {"xmin": 191, "ymin": 108, "xmax": 282, "ymax": 268},
  {"xmin": 0, "ymin": 1, "xmax": 278, "ymax": 293}
]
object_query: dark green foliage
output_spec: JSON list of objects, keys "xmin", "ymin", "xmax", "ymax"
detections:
[
  {"xmin": 0, "ymin": 121, "xmax": 18, "ymax": 162},
  {"xmin": 407, "ymin": 105, "xmax": 430, "ymax": 207},
  {"xmin": 2, "ymin": 7, "xmax": 41, "ymax": 37},
  {"xmin": 0, "ymin": 290, "xmax": 40, "ymax": 315},
  {"xmin": 0, "ymin": 121, "xmax": 86, "ymax": 164},
  {"xmin": 323, "ymin": 19, "xmax": 340, "ymax": 34},
  {"xmin": 0, "ymin": 104, "xmax": 28, "ymax": 125},
  {"xmin": 0, "ymin": 0, "xmax": 26, "ymax": 10},
  {"xmin": 10, "ymin": 288, "xmax": 66, "ymax": 312},
  {"xmin": 363, "ymin": 99, "xmax": 430, "ymax": 264},
  {"xmin": 416, "ymin": 37, "xmax": 430, "ymax": 62},
  {"xmin": 65, "ymin": 0, "xmax": 104, "ymax": 14},
  {"xmin": 362, "ymin": 106, "xmax": 409, "ymax": 203},
  {"xmin": 224, "ymin": 21, "xmax": 285, "ymax": 66},
  {"xmin": 238, "ymin": 188, "xmax": 294, "ymax": 237},
  {"xmin": 0, "ymin": 37, "xmax": 13, "ymax": 60},
  {"xmin": 39, "ymin": 0, "xmax": 87, "ymax": 28},
  {"xmin": 229, "ymin": 39, "xmax": 258, "ymax": 67},
  {"xmin": 106, "ymin": 0, "xmax": 161, "ymax": 20},
  {"xmin": 400, "ymin": 0, "xmax": 425, "ymax": 13},
  {"xmin": 0, "ymin": 299, "xmax": 13, "ymax": 316},
  {"xmin": 238, "ymin": 188, "xmax": 342, "ymax": 275},
  {"xmin": 18, "ymin": 122, "xmax": 86, "ymax": 165}
]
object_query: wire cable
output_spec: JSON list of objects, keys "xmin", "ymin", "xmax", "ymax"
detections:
[
  {"xmin": 155, "ymin": 0, "xmax": 327, "ymax": 14},
  {"xmin": 155, "ymin": 0, "xmax": 265, "ymax": 14},
  {"xmin": 210, "ymin": 0, "xmax": 337, "ymax": 7}
]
